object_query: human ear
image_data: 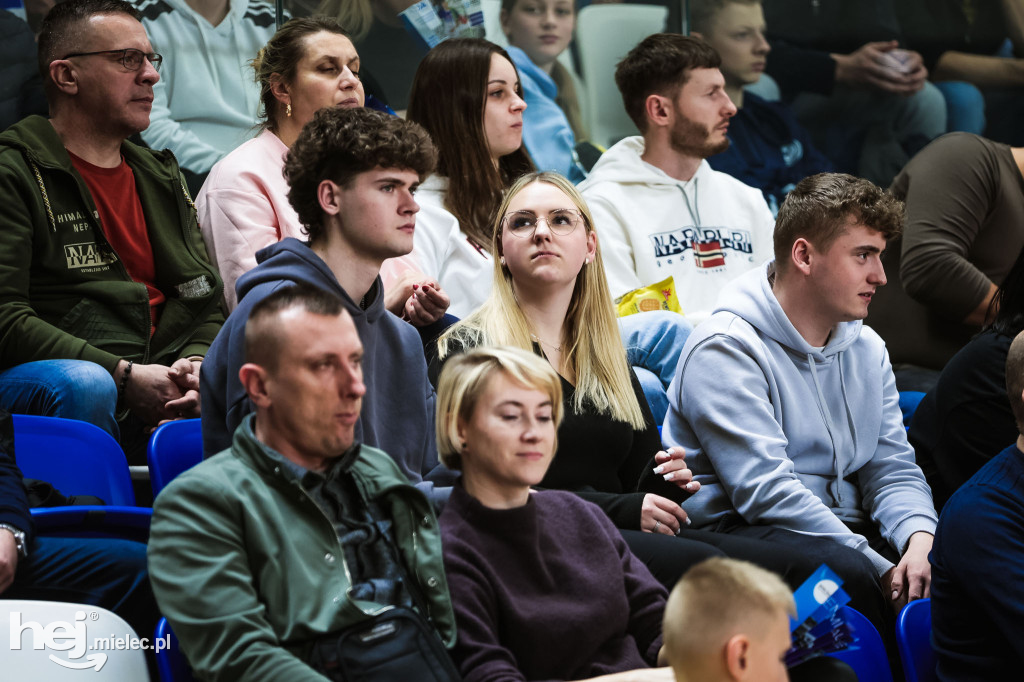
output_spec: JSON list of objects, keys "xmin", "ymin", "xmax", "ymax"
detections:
[
  {"xmin": 791, "ymin": 237, "xmax": 813, "ymax": 275},
  {"xmin": 724, "ymin": 634, "xmax": 751, "ymax": 680},
  {"xmin": 644, "ymin": 93, "xmax": 672, "ymax": 128},
  {"xmin": 500, "ymin": 8, "xmax": 511, "ymax": 37},
  {"xmin": 317, "ymin": 180, "xmax": 341, "ymax": 216},
  {"xmin": 455, "ymin": 413, "xmax": 470, "ymax": 451},
  {"xmin": 269, "ymin": 73, "xmax": 290, "ymax": 108},
  {"xmin": 585, "ymin": 229, "xmax": 597, "ymax": 264},
  {"xmin": 49, "ymin": 60, "xmax": 78, "ymax": 95},
  {"xmin": 239, "ymin": 363, "xmax": 271, "ymax": 408}
]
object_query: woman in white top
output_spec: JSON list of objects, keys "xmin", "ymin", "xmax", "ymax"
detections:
[
  {"xmin": 401, "ymin": 37, "xmax": 690, "ymax": 419},
  {"xmin": 395, "ymin": 37, "xmax": 534, "ymax": 318}
]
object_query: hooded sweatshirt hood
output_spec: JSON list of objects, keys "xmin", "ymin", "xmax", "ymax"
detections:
[
  {"xmin": 665, "ymin": 261, "xmax": 936, "ymax": 576},
  {"xmin": 717, "ymin": 260, "xmax": 862, "ymax": 360},
  {"xmin": 201, "ymin": 239, "xmax": 453, "ymax": 499},
  {"xmin": 579, "ymin": 136, "xmax": 775, "ymax": 324},
  {"xmin": 234, "ymin": 237, "xmax": 387, "ymax": 324}
]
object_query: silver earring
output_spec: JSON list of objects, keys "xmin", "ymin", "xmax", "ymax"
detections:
[{"xmin": 500, "ymin": 256, "xmax": 506, "ymax": 265}]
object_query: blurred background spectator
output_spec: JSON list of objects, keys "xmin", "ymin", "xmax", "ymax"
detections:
[
  {"xmin": 761, "ymin": 0, "xmax": 946, "ymax": 186},
  {"xmin": 499, "ymin": 0, "xmax": 588, "ymax": 180},
  {"xmin": 897, "ymin": 0, "xmax": 1024, "ymax": 145},
  {"xmin": 691, "ymin": 0, "xmax": 834, "ymax": 214},
  {"xmin": 318, "ymin": 0, "xmax": 423, "ymax": 111},
  {"xmin": 0, "ymin": 8, "xmax": 46, "ymax": 131},
  {"xmin": 866, "ymin": 133, "xmax": 1024, "ymax": 383},
  {"xmin": 135, "ymin": 0, "xmax": 278, "ymax": 195}
]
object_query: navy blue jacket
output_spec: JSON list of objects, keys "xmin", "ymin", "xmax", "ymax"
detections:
[
  {"xmin": 931, "ymin": 443, "xmax": 1024, "ymax": 679},
  {"xmin": 200, "ymin": 238, "xmax": 453, "ymax": 499},
  {"xmin": 708, "ymin": 92, "xmax": 834, "ymax": 215}
]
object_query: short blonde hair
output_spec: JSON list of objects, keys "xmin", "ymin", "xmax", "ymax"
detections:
[
  {"xmin": 435, "ymin": 346, "xmax": 564, "ymax": 470},
  {"xmin": 663, "ymin": 558, "xmax": 795, "ymax": 674}
]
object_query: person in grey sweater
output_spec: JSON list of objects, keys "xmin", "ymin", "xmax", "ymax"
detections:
[{"xmin": 665, "ymin": 173, "xmax": 936, "ymax": 617}]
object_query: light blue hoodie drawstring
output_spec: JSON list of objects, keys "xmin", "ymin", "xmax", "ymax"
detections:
[{"xmin": 807, "ymin": 351, "xmax": 855, "ymax": 506}]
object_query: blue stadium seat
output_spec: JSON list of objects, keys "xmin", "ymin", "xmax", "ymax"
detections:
[
  {"xmin": 827, "ymin": 606, "xmax": 895, "ymax": 682},
  {"xmin": 155, "ymin": 617, "xmax": 197, "ymax": 682},
  {"xmin": 13, "ymin": 414, "xmax": 134, "ymax": 505},
  {"xmin": 897, "ymin": 598, "xmax": 935, "ymax": 682},
  {"xmin": 13, "ymin": 414, "xmax": 149, "ymax": 540},
  {"xmin": 147, "ymin": 419, "xmax": 203, "ymax": 498}
]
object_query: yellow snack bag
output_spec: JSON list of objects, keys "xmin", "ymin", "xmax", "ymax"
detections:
[{"xmin": 614, "ymin": 276, "xmax": 683, "ymax": 317}]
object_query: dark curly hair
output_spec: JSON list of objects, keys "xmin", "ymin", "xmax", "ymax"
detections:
[
  {"xmin": 283, "ymin": 107, "xmax": 437, "ymax": 243},
  {"xmin": 774, "ymin": 173, "xmax": 904, "ymax": 272}
]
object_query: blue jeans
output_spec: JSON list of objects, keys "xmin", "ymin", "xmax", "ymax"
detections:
[
  {"xmin": 934, "ymin": 81, "xmax": 986, "ymax": 135},
  {"xmin": 0, "ymin": 360, "xmax": 118, "ymax": 439},
  {"xmin": 4, "ymin": 536, "xmax": 158, "ymax": 643},
  {"xmin": 619, "ymin": 310, "xmax": 693, "ymax": 423}
]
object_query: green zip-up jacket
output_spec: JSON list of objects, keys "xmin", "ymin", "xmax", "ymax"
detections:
[
  {"xmin": 148, "ymin": 415, "xmax": 457, "ymax": 682},
  {"xmin": 0, "ymin": 115, "xmax": 224, "ymax": 374}
]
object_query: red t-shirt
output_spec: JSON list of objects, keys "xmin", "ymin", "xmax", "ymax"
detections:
[{"xmin": 69, "ymin": 152, "xmax": 165, "ymax": 334}]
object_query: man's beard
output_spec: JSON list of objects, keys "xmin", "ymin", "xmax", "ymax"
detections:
[{"xmin": 669, "ymin": 114, "xmax": 730, "ymax": 159}]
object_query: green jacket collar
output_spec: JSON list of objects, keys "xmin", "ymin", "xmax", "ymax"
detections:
[
  {"xmin": 0, "ymin": 114, "xmax": 180, "ymax": 179},
  {"xmin": 231, "ymin": 415, "xmax": 420, "ymax": 504}
]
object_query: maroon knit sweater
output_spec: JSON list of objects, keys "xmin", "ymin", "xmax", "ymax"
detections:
[{"xmin": 439, "ymin": 483, "xmax": 667, "ymax": 682}]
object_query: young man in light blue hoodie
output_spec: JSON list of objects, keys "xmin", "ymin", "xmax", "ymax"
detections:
[{"xmin": 664, "ymin": 172, "xmax": 936, "ymax": 619}]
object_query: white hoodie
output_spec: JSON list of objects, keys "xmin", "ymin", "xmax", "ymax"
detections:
[
  {"xmin": 665, "ymin": 262, "xmax": 937, "ymax": 576},
  {"xmin": 580, "ymin": 136, "xmax": 775, "ymax": 324},
  {"xmin": 404, "ymin": 175, "xmax": 494, "ymax": 319}
]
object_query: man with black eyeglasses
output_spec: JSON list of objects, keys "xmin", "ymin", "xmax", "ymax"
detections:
[{"xmin": 0, "ymin": 0, "xmax": 224, "ymax": 461}]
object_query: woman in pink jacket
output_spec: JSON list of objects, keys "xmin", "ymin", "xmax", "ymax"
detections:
[{"xmin": 197, "ymin": 16, "xmax": 448, "ymax": 325}]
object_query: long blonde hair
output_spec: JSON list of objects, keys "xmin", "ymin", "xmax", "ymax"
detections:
[{"xmin": 438, "ymin": 171, "xmax": 645, "ymax": 428}]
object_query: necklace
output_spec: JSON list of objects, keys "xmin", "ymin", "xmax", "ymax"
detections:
[{"xmin": 530, "ymin": 332, "xmax": 562, "ymax": 352}]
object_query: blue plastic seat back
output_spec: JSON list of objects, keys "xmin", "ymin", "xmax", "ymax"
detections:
[
  {"xmin": 12, "ymin": 414, "xmax": 134, "ymax": 506},
  {"xmin": 827, "ymin": 606, "xmax": 895, "ymax": 682},
  {"xmin": 147, "ymin": 419, "xmax": 203, "ymax": 498},
  {"xmin": 899, "ymin": 391, "xmax": 927, "ymax": 428},
  {"xmin": 897, "ymin": 599, "xmax": 935, "ymax": 682},
  {"xmin": 155, "ymin": 617, "xmax": 197, "ymax": 682}
]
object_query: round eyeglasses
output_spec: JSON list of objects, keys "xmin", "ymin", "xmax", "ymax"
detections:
[
  {"xmin": 503, "ymin": 209, "xmax": 584, "ymax": 238},
  {"xmin": 62, "ymin": 48, "xmax": 163, "ymax": 72}
]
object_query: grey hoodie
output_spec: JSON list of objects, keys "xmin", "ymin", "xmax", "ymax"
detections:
[{"xmin": 665, "ymin": 262, "xmax": 936, "ymax": 575}]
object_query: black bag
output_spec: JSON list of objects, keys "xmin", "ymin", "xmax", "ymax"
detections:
[{"xmin": 308, "ymin": 605, "xmax": 461, "ymax": 682}]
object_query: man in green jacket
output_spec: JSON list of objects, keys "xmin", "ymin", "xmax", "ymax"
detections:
[
  {"xmin": 0, "ymin": 0, "xmax": 223, "ymax": 456},
  {"xmin": 148, "ymin": 284, "xmax": 456, "ymax": 681}
]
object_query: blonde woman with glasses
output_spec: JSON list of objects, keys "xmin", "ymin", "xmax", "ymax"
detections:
[
  {"xmin": 431, "ymin": 170, "xmax": 726, "ymax": 586},
  {"xmin": 431, "ymin": 170, "xmax": 870, "ymax": 595}
]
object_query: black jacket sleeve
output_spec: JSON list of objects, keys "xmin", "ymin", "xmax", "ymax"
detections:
[{"xmin": 0, "ymin": 408, "xmax": 33, "ymax": 545}]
